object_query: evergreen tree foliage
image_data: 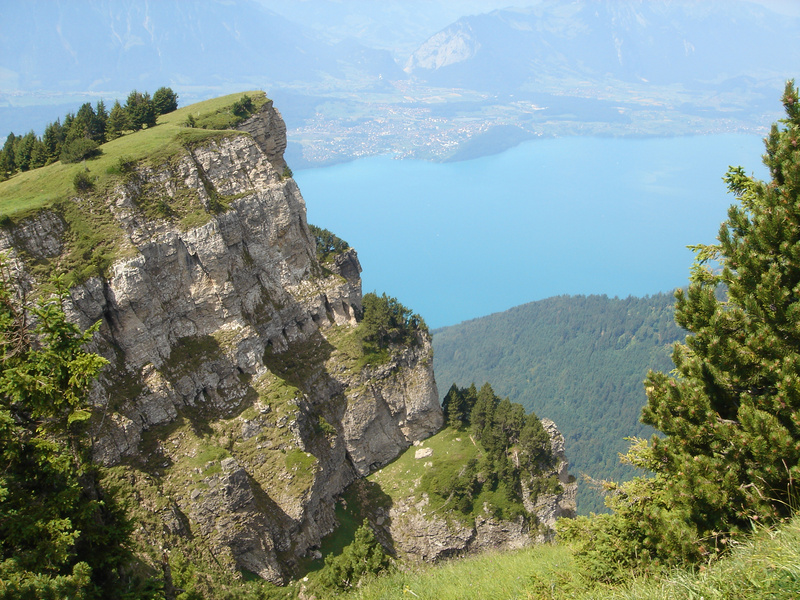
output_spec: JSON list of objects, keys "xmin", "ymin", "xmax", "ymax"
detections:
[
  {"xmin": 360, "ymin": 292, "xmax": 426, "ymax": 350},
  {"xmin": 1, "ymin": 133, "xmax": 15, "ymax": 176},
  {"xmin": 74, "ymin": 103, "xmax": 106, "ymax": 144},
  {"xmin": 470, "ymin": 382, "xmax": 498, "ymax": 441},
  {"xmin": 152, "ymin": 87, "xmax": 179, "ymax": 116},
  {"xmin": 308, "ymin": 224, "xmax": 349, "ymax": 263},
  {"xmin": 561, "ymin": 80, "xmax": 800, "ymax": 581},
  {"xmin": 12, "ymin": 132, "xmax": 36, "ymax": 172},
  {"xmin": 42, "ymin": 119, "xmax": 66, "ymax": 164},
  {"xmin": 59, "ymin": 138, "xmax": 99, "ymax": 164},
  {"xmin": 429, "ymin": 382, "xmax": 556, "ymax": 520},
  {"xmin": 124, "ymin": 90, "xmax": 157, "ymax": 131},
  {"xmin": 643, "ymin": 79, "xmax": 800, "ymax": 538},
  {"xmin": 0, "ymin": 267, "xmax": 132, "ymax": 598},
  {"xmin": 105, "ymin": 101, "xmax": 130, "ymax": 141},
  {"xmin": 442, "ymin": 383, "xmax": 468, "ymax": 428},
  {"xmin": 317, "ymin": 520, "xmax": 391, "ymax": 593},
  {"xmin": 433, "ymin": 292, "xmax": 684, "ymax": 514},
  {"xmin": 0, "ymin": 86, "xmax": 180, "ymax": 177}
]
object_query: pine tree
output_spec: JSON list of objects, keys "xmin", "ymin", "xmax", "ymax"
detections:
[
  {"xmin": 152, "ymin": 86, "xmax": 179, "ymax": 116},
  {"xmin": 470, "ymin": 382, "xmax": 498, "ymax": 440},
  {"xmin": 42, "ymin": 119, "xmax": 65, "ymax": 163},
  {"xmin": 105, "ymin": 100, "xmax": 129, "ymax": 141},
  {"xmin": 519, "ymin": 412, "xmax": 551, "ymax": 471},
  {"xmin": 562, "ymin": 81, "xmax": 800, "ymax": 580},
  {"xmin": 641, "ymin": 80, "xmax": 800, "ymax": 536},
  {"xmin": 124, "ymin": 90, "xmax": 156, "ymax": 131},
  {"xmin": 2, "ymin": 133, "xmax": 16, "ymax": 174},
  {"xmin": 317, "ymin": 520, "xmax": 391, "ymax": 592},
  {"xmin": 442, "ymin": 383, "xmax": 467, "ymax": 428},
  {"xmin": 0, "ymin": 268, "xmax": 132, "ymax": 597}
]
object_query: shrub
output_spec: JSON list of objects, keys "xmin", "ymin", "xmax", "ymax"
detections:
[
  {"xmin": 232, "ymin": 94, "xmax": 254, "ymax": 118},
  {"xmin": 60, "ymin": 137, "xmax": 99, "ymax": 163},
  {"xmin": 316, "ymin": 520, "xmax": 391, "ymax": 593},
  {"xmin": 309, "ymin": 224, "xmax": 349, "ymax": 263},
  {"xmin": 360, "ymin": 292, "xmax": 427, "ymax": 351},
  {"xmin": 72, "ymin": 170, "xmax": 94, "ymax": 193}
]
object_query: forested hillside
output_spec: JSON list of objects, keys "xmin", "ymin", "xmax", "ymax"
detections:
[{"xmin": 432, "ymin": 293, "xmax": 685, "ymax": 514}]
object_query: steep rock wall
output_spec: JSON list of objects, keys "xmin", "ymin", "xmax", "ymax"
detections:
[{"xmin": 0, "ymin": 103, "xmax": 442, "ymax": 583}]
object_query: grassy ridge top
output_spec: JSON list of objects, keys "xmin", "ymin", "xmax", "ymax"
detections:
[{"xmin": 0, "ymin": 91, "xmax": 267, "ymax": 220}]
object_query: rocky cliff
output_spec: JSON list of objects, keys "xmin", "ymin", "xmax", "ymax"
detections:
[
  {"xmin": 363, "ymin": 419, "xmax": 576, "ymax": 563},
  {"xmin": 0, "ymin": 97, "xmax": 577, "ymax": 587},
  {"xmin": 0, "ymin": 100, "xmax": 442, "ymax": 584}
]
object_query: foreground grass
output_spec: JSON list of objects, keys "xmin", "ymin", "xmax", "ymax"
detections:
[
  {"xmin": 344, "ymin": 516, "xmax": 800, "ymax": 600},
  {"xmin": 346, "ymin": 543, "xmax": 579, "ymax": 600},
  {"xmin": 600, "ymin": 517, "xmax": 800, "ymax": 600}
]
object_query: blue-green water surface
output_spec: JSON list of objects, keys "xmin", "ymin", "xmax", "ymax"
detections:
[{"xmin": 295, "ymin": 135, "xmax": 766, "ymax": 328}]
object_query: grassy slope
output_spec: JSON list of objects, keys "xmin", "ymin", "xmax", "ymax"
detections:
[
  {"xmin": 347, "ymin": 516, "xmax": 800, "ymax": 600},
  {"xmin": 0, "ymin": 91, "xmax": 268, "ymax": 285},
  {"xmin": 0, "ymin": 91, "xmax": 266, "ymax": 219}
]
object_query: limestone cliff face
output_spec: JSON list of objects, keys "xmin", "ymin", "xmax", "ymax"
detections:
[{"xmin": 0, "ymin": 102, "xmax": 442, "ymax": 583}]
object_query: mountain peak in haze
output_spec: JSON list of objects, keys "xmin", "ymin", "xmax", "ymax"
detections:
[{"xmin": 404, "ymin": 0, "xmax": 800, "ymax": 92}]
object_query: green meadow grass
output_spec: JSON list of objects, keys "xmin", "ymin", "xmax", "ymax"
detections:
[
  {"xmin": 0, "ymin": 91, "xmax": 267, "ymax": 285},
  {"xmin": 0, "ymin": 91, "xmax": 266, "ymax": 220},
  {"xmin": 345, "ymin": 516, "xmax": 800, "ymax": 600}
]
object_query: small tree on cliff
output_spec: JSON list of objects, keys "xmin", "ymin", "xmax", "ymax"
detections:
[
  {"xmin": 562, "ymin": 80, "xmax": 800, "ymax": 580},
  {"xmin": 316, "ymin": 520, "xmax": 391, "ymax": 593},
  {"xmin": 360, "ymin": 292, "xmax": 426, "ymax": 350}
]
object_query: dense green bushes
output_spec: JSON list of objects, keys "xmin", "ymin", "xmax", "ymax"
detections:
[
  {"xmin": 428, "ymin": 383, "xmax": 555, "ymax": 521},
  {"xmin": 359, "ymin": 292, "xmax": 427, "ymax": 352},
  {"xmin": 314, "ymin": 520, "xmax": 392, "ymax": 595},
  {"xmin": 309, "ymin": 224, "xmax": 349, "ymax": 263}
]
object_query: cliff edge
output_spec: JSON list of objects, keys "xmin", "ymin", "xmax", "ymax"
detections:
[{"xmin": 0, "ymin": 97, "xmax": 442, "ymax": 583}]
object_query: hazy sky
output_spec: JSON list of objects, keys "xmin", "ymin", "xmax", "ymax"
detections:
[{"xmin": 256, "ymin": 0, "xmax": 800, "ymax": 58}]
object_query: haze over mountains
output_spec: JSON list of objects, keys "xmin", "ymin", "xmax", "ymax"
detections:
[
  {"xmin": 406, "ymin": 1, "xmax": 797, "ymax": 90},
  {"xmin": 2, "ymin": 0, "xmax": 798, "ymax": 164}
]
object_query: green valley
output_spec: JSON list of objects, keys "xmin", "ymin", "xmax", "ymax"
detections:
[{"xmin": 433, "ymin": 292, "xmax": 685, "ymax": 514}]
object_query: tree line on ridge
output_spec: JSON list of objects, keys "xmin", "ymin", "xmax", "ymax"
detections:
[{"xmin": 0, "ymin": 87, "xmax": 178, "ymax": 179}]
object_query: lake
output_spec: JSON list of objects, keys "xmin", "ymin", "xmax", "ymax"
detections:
[{"xmin": 294, "ymin": 135, "xmax": 767, "ymax": 329}]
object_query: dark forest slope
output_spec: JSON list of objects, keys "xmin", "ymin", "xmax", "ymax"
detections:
[{"xmin": 432, "ymin": 293, "xmax": 685, "ymax": 514}]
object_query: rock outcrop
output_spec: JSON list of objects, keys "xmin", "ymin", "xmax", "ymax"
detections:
[
  {"xmin": 374, "ymin": 420, "xmax": 576, "ymax": 562},
  {"xmin": 0, "ymin": 100, "xmax": 442, "ymax": 584}
]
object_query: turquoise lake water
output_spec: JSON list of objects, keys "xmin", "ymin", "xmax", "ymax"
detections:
[{"xmin": 294, "ymin": 135, "xmax": 767, "ymax": 328}]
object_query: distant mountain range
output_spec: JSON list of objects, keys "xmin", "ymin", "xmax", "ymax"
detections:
[
  {"xmin": 1, "ymin": 0, "xmax": 798, "ymax": 161},
  {"xmin": 405, "ymin": 1, "xmax": 799, "ymax": 93},
  {"xmin": 0, "ymin": 0, "xmax": 400, "ymax": 94}
]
